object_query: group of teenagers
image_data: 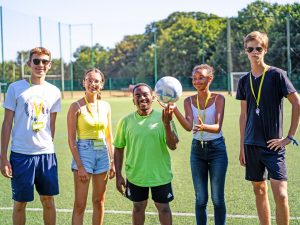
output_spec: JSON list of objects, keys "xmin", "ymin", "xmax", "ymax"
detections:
[{"xmin": 0, "ymin": 30, "xmax": 299, "ymax": 225}]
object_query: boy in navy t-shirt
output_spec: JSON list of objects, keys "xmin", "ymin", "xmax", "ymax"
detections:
[{"xmin": 236, "ymin": 31, "xmax": 300, "ymax": 225}]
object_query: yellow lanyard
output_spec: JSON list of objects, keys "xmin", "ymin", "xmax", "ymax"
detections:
[
  {"xmin": 196, "ymin": 92, "xmax": 211, "ymax": 140},
  {"xmin": 29, "ymin": 78, "xmax": 43, "ymax": 121},
  {"xmin": 34, "ymin": 102, "xmax": 43, "ymax": 121},
  {"xmin": 249, "ymin": 67, "xmax": 267, "ymax": 115},
  {"xmin": 84, "ymin": 96, "xmax": 101, "ymax": 129}
]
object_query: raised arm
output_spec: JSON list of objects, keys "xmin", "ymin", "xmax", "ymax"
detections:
[
  {"xmin": 196, "ymin": 94, "xmax": 225, "ymax": 133},
  {"xmin": 173, "ymin": 97, "xmax": 194, "ymax": 131},
  {"xmin": 162, "ymin": 104, "xmax": 179, "ymax": 150}
]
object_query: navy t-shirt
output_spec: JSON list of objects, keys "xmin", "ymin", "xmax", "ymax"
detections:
[{"xmin": 236, "ymin": 66, "xmax": 296, "ymax": 147}]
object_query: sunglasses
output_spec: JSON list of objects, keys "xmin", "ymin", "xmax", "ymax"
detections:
[
  {"xmin": 246, "ymin": 47, "xmax": 264, "ymax": 53},
  {"xmin": 32, "ymin": 58, "xmax": 50, "ymax": 65}
]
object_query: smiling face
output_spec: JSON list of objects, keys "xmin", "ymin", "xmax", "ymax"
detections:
[
  {"xmin": 192, "ymin": 68, "xmax": 213, "ymax": 91},
  {"xmin": 28, "ymin": 53, "xmax": 51, "ymax": 79},
  {"xmin": 83, "ymin": 70, "xmax": 104, "ymax": 94},
  {"xmin": 133, "ymin": 85, "xmax": 154, "ymax": 116}
]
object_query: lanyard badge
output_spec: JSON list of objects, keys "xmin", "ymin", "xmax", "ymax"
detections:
[
  {"xmin": 84, "ymin": 96, "xmax": 103, "ymax": 133},
  {"xmin": 29, "ymin": 79, "xmax": 46, "ymax": 132},
  {"xmin": 32, "ymin": 121, "xmax": 45, "ymax": 132},
  {"xmin": 93, "ymin": 139, "xmax": 105, "ymax": 150},
  {"xmin": 196, "ymin": 92, "xmax": 211, "ymax": 145},
  {"xmin": 249, "ymin": 67, "xmax": 268, "ymax": 116},
  {"xmin": 32, "ymin": 102, "xmax": 45, "ymax": 132}
]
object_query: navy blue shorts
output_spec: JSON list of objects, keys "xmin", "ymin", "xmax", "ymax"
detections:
[
  {"xmin": 10, "ymin": 151, "xmax": 59, "ymax": 202},
  {"xmin": 125, "ymin": 180, "xmax": 174, "ymax": 203},
  {"xmin": 244, "ymin": 145, "xmax": 287, "ymax": 181}
]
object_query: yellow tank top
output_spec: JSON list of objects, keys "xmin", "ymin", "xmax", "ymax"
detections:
[{"xmin": 77, "ymin": 100, "xmax": 110, "ymax": 140}]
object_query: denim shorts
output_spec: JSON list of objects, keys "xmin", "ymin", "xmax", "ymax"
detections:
[
  {"xmin": 10, "ymin": 151, "xmax": 59, "ymax": 202},
  {"xmin": 71, "ymin": 139, "xmax": 110, "ymax": 174}
]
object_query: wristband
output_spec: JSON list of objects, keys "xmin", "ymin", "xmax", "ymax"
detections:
[{"xmin": 287, "ymin": 135, "xmax": 299, "ymax": 146}]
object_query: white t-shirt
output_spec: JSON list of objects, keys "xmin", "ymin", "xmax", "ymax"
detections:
[{"xmin": 3, "ymin": 79, "xmax": 61, "ymax": 155}]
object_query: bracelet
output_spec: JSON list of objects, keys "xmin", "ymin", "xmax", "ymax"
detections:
[
  {"xmin": 110, "ymin": 158, "xmax": 114, "ymax": 163},
  {"xmin": 287, "ymin": 135, "xmax": 299, "ymax": 146}
]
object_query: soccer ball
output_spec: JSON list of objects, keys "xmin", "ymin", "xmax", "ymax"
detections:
[{"xmin": 155, "ymin": 76, "xmax": 182, "ymax": 103}]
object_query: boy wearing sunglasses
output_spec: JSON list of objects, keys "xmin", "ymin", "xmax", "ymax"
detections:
[
  {"xmin": 236, "ymin": 31, "xmax": 300, "ymax": 225},
  {"xmin": 1, "ymin": 47, "xmax": 61, "ymax": 225}
]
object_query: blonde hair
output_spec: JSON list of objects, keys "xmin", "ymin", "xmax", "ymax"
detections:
[
  {"xmin": 84, "ymin": 68, "xmax": 105, "ymax": 100},
  {"xmin": 192, "ymin": 64, "xmax": 214, "ymax": 78},
  {"xmin": 244, "ymin": 31, "xmax": 269, "ymax": 49},
  {"xmin": 28, "ymin": 47, "xmax": 51, "ymax": 62}
]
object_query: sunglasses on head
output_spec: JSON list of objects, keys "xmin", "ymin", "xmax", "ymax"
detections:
[
  {"xmin": 246, "ymin": 47, "xmax": 264, "ymax": 53},
  {"xmin": 32, "ymin": 58, "xmax": 50, "ymax": 65}
]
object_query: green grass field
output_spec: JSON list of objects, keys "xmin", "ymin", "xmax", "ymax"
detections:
[{"xmin": 0, "ymin": 95, "xmax": 300, "ymax": 225}]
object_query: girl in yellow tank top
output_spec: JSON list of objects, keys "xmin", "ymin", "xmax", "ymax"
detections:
[
  {"xmin": 67, "ymin": 68, "xmax": 115, "ymax": 225},
  {"xmin": 76, "ymin": 96, "xmax": 109, "ymax": 140}
]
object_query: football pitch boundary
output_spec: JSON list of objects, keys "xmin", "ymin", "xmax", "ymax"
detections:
[{"xmin": 1, "ymin": 207, "xmax": 299, "ymax": 220}]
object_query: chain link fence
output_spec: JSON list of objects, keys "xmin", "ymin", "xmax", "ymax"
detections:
[{"xmin": 0, "ymin": 6, "xmax": 299, "ymax": 94}]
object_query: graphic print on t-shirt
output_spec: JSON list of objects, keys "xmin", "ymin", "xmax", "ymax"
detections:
[{"xmin": 24, "ymin": 95, "xmax": 49, "ymax": 123}]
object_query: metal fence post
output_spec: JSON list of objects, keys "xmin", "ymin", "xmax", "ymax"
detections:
[
  {"xmin": 286, "ymin": 15, "xmax": 292, "ymax": 79},
  {"xmin": 226, "ymin": 17, "xmax": 232, "ymax": 95}
]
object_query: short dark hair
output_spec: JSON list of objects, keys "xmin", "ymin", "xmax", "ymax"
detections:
[{"xmin": 132, "ymin": 83, "xmax": 152, "ymax": 95}]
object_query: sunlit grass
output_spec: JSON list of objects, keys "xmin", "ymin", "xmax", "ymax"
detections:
[{"xmin": 0, "ymin": 94, "xmax": 299, "ymax": 225}]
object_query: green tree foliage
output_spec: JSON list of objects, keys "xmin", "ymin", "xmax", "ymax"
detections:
[
  {"xmin": 72, "ymin": 44, "xmax": 111, "ymax": 82},
  {"xmin": 229, "ymin": 1, "xmax": 276, "ymax": 72},
  {"xmin": 5, "ymin": 1, "xmax": 300, "ymax": 91},
  {"xmin": 107, "ymin": 35, "xmax": 145, "ymax": 78},
  {"xmin": 267, "ymin": 3, "xmax": 300, "ymax": 75}
]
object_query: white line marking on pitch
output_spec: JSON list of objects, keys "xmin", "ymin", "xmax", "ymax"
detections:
[{"xmin": 0, "ymin": 207, "xmax": 299, "ymax": 220}]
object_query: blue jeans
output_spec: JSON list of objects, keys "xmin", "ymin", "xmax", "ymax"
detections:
[{"xmin": 190, "ymin": 137, "xmax": 228, "ymax": 225}]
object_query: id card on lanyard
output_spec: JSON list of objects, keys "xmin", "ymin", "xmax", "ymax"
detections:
[
  {"xmin": 30, "ymin": 80, "xmax": 46, "ymax": 132},
  {"xmin": 93, "ymin": 139, "xmax": 105, "ymax": 150},
  {"xmin": 84, "ymin": 96, "xmax": 106, "ymax": 150},
  {"xmin": 32, "ymin": 121, "xmax": 45, "ymax": 132}
]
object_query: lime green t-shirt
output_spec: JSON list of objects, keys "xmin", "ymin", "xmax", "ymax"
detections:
[{"xmin": 114, "ymin": 110, "xmax": 175, "ymax": 187}]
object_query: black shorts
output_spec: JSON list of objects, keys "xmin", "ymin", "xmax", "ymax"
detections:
[
  {"xmin": 125, "ymin": 180, "xmax": 174, "ymax": 203},
  {"xmin": 244, "ymin": 145, "xmax": 287, "ymax": 181}
]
